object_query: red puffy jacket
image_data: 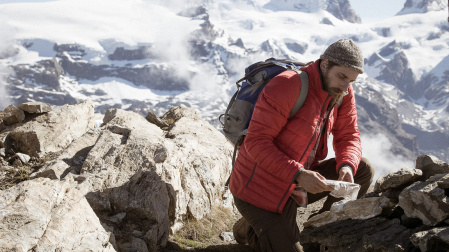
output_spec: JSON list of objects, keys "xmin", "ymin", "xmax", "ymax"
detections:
[{"xmin": 229, "ymin": 60, "xmax": 362, "ymax": 213}]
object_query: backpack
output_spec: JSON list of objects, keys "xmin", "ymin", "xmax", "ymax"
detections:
[{"xmin": 219, "ymin": 58, "xmax": 311, "ymax": 185}]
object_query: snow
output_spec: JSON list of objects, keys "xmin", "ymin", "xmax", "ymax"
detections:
[
  {"xmin": 1, "ymin": 0, "xmax": 201, "ymax": 51},
  {"xmin": 2, "ymin": 0, "xmax": 447, "ymax": 82},
  {"xmin": 1, "ymin": 0, "xmax": 449, "ymax": 179}
]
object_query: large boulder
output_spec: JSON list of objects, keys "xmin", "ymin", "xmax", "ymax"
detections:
[
  {"xmin": 80, "ymin": 106, "xmax": 233, "ymax": 250},
  {"xmin": 398, "ymin": 173, "xmax": 449, "ymax": 226},
  {"xmin": 416, "ymin": 154, "xmax": 449, "ymax": 180},
  {"xmin": 0, "ymin": 176, "xmax": 115, "ymax": 251},
  {"xmin": 17, "ymin": 101, "xmax": 52, "ymax": 114},
  {"xmin": 374, "ymin": 168, "xmax": 423, "ymax": 193},
  {"xmin": 4, "ymin": 99, "xmax": 94, "ymax": 157},
  {"xmin": 0, "ymin": 105, "xmax": 25, "ymax": 128}
]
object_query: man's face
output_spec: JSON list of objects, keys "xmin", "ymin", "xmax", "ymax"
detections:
[{"xmin": 321, "ymin": 59, "xmax": 360, "ymax": 99}]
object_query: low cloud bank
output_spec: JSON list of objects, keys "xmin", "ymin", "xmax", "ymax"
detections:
[{"xmin": 327, "ymin": 133, "xmax": 414, "ymax": 184}]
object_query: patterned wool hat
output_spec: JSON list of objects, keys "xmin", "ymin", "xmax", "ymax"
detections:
[{"xmin": 320, "ymin": 38, "xmax": 364, "ymax": 73}]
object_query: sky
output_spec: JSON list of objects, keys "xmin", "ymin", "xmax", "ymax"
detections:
[
  {"xmin": 349, "ymin": 0, "xmax": 406, "ymax": 22},
  {"xmin": 1, "ymin": 0, "xmax": 407, "ymax": 22}
]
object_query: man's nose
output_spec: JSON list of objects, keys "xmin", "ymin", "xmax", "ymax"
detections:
[{"xmin": 340, "ymin": 80, "xmax": 351, "ymax": 92}]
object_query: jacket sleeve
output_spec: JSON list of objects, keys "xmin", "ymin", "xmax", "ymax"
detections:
[
  {"xmin": 243, "ymin": 72, "xmax": 303, "ymax": 183},
  {"xmin": 332, "ymin": 86, "xmax": 362, "ymax": 175}
]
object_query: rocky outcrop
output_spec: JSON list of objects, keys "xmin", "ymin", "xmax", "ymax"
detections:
[
  {"xmin": 325, "ymin": 0, "xmax": 361, "ymax": 23},
  {"xmin": 377, "ymin": 51, "xmax": 417, "ymax": 94},
  {"xmin": 398, "ymin": 0, "xmax": 448, "ymax": 15},
  {"xmin": 0, "ymin": 176, "xmax": 115, "ymax": 251},
  {"xmin": 300, "ymin": 154, "xmax": 449, "ymax": 251},
  {"xmin": 0, "ymin": 101, "xmax": 233, "ymax": 251},
  {"xmin": 4, "ymin": 99, "xmax": 94, "ymax": 157}
]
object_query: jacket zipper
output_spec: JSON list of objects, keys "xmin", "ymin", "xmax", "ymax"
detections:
[
  {"xmin": 246, "ymin": 162, "xmax": 257, "ymax": 187},
  {"xmin": 277, "ymin": 94, "xmax": 332, "ymax": 213}
]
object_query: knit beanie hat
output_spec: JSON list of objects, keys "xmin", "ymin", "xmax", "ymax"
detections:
[{"xmin": 320, "ymin": 38, "xmax": 364, "ymax": 73}]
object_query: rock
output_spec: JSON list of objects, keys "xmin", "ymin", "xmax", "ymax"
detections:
[
  {"xmin": 0, "ymin": 176, "xmax": 115, "ymax": 251},
  {"xmin": 436, "ymin": 174, "xmax": 449, "ymax": 188},
  {"xmin": 32, "ymin": 128, "xmax": 100, "ymax": 179},
  {"xmin": 0, "ymin": 131, "xmax": 7, "ymax": 148},
  {"xmin": 4, "ymin": 99, "xmax": 94, "ymax": 157},
  {"xmin": 81, "ymin": 107, "xmax": 232, "ymax": 250},
  {"xmin": 16, "ymin": 153, "xmax": 31, "ymax": 164},
  {"xmin": 374, "ymin": 168, "xmax": 422, "ymax": 193},
  {"xmin": 86, "ymin": 170, "xmax": 170, "ymax": 252},
  {"xmin": 410, "ymin": 227, "xmax": 449, "ymax": 252},
  {"xmin": 398, "ymin": 173, "xmax": 449, "ymax": 226},
  {"xmin": 146, "ymin": 111, "xmax": 169, "ymax": 129},
  {"xmin": 0, "ymin": 105, "xmax": 25, "ymax": 126},
  {"xmin": 416, "ymin": 154, "xmax": 449, "ymax": 180},
  {"xmin": 220, "ymin": 232, "xmax": 234, "ymax": 242},
  {"xmin": 18, "ymin": 101, "xmax": 52, "ymax": 113},
  {"xmin": 304, "ymin": 197, "xmax": 392, "ymax": 228},
  {"xmin": 301, "ymin": 218, "xmax": 418, "ymax": 251},
  {"xmin": 118, "ymin": 236, "xmax": 149, "ymax": 252}
]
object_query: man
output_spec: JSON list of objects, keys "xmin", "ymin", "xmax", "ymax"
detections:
[{"xmin": 229, "ymin": 38, "xmax": 375, "ymax": 252}]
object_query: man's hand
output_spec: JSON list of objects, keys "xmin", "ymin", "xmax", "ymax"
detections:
[
  {"xmin": 296, "ymin": 170, "xmax": 333, "ymax": 194},
  {"xmin": 338, "ymin": 166, "xmax": 354, "ymax": 183}
]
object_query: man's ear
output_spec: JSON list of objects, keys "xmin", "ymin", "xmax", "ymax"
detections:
[{"xmin": 320, "ymin": 59, "xmax": 329, "ymax": 71}]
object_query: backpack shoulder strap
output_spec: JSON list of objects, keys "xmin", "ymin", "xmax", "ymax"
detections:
[{"xmin": 289, "ymin": 69, "xmax": 309, "ymax": 118}]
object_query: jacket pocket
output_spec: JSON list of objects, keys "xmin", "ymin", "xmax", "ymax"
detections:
[{"xmin": 246, "ymin": 162, "xmax": 257, "ymax": 187}]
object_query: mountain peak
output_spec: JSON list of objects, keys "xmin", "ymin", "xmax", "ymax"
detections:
[
  {"xmin": 263, "ymin": 0, "xmax": 361, "ymax": 23},
  {"xmin": 397, "ymin": 0, "xmax": 448, "ymax": 15}
]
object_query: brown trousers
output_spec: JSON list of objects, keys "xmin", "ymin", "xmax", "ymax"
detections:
[{"xmin": 233, "ymin": 157, "xmax": 374, "ymax": 252}]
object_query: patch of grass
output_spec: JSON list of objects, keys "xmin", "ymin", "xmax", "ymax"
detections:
[
  {"xmin": 0, "ymin": 165, "xmax": 31, "ymax": 190},
  {"xmin": 0, "ymin": 151, "xmax": 61, "ymax": 190},
  {"xmin": 170, "ymin": 206, "xmax": 235, "ymax": 249}
]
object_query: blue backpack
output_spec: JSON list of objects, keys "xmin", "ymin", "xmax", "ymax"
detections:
[{"xmin": 219, "ymin": 58, "xmax": 311, "ymax": 182}]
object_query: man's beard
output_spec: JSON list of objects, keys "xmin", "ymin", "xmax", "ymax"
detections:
[
  {"xmin": 328, "ymin": 87, "xmax": 346, "ymax": 105},
  {"xmin": 323, "ymin": 74, "xmax": 346, "ymax": 106}
]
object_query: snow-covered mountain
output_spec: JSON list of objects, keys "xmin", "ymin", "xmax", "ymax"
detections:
[{"xmin": 0, "ymin": 0, "xmax": 448, "ymax": 181}]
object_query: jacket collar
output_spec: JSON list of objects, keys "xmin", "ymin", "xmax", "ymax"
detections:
[{"xmin": 302, "ymin": 60, "xmax": 332, "ymax": 101}]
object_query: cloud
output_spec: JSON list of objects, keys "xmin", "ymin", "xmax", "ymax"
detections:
[
  {"xmin": 0, "ymin": 20, "xmax": 15, "ymax": 111},
  {"xmin": 0, "ymin": 68, "xmax": 12, "ymax": 111},
  {"xmin": 327, "ymin": 133, "xmax": 415, "ymax": 184}
]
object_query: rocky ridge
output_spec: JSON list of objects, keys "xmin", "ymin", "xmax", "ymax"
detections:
[
  {"xmin": 1, "ymin": 101, "xmax": 449, "ymax": 251},
  {"xmin": 0, "ymin": 101, "xmax": 234, "ymax": 251}
]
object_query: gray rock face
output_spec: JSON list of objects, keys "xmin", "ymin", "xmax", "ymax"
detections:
[
  {"xmin": 58, "ymin": 51, "xmax": 189, "ymax": 91},
  {"xmin": 354, "ymin": 82, "xmax": 419, "ymax": 160}
]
